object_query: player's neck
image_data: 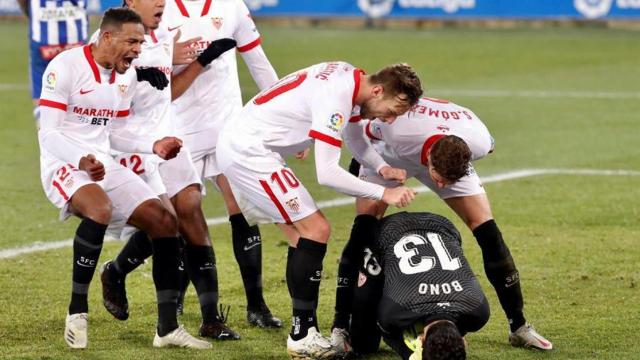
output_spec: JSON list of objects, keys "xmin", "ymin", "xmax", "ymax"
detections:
[
  {"xmin": 91, "ymin": 44, "xmax": 115, "ymax": 70},
  {"xmin": 354, "ymin": 74, "xmax": 372, "ymax": 106}
]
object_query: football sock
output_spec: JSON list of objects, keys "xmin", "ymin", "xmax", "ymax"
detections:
[
  {"xmin": 286, "ymin": 246, "xmax": 295, "ymax": 298},
  {"xmin": 112, "ymin": 230, "xmax": 152, "ymax": 278},
  {"xmin": 185, "ymin": 244, "xmax": 219, "ymax": 324},
  {"xmin": 69, "ymin": 218, "xmax": 107, "ymax": 314},
  {"xmin": 152, "ymin": 237, "xmax": 181, "ymax": 336},
  {"xmin": 333, "ymin": 214, "xmax": 378, "ymax": 330},
  {"xmin": 288, "ymin": 238, "xmax": 327, "ymax": 340},
  {"xmin": 230, "ymin": 214, "xmax": 265, "ymax": 309},
  {"xmin": 473, "ymin": 219, "xmax": 526, "ymax": 332},
  {"xmin": 177, "ymin": 236, "xmax": 190, "ymax": 296}
]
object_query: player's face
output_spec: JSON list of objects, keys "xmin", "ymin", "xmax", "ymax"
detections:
[
  {"xmin": 108, "ymin": 23, "xmax": 145, "ymax": 74},
  {"xmin": 427, "ymin": 154, "xmax": 454, "ymax": 189},
  {"xmin": 129, "ymin": 0, "xmax": 165, "ymax": 31},
  {"xmin": 361, "ymin": 86, "xmax": 411, "ymax": 123}
]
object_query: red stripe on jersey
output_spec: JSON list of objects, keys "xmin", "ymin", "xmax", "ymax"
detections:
[
  {"xmin": 259, "ymin": 180, "xmax": 292, "ymax": 224},
  {"xmin": 52, "ymin": 180, "xmax": 69, "ymax": 201},
  {"xmin": 420, "ymin": 134, "xmax": 446, "ymax": 166},
  {"xmin": 174, "ymin": 0, "xmax": 189, "ymax": 17},
  {"xmin": 150, "ymin": 30, "xmax": 158, "ymax": 43},
  {"xmin": 352, "ymin": 68, "xmax": 365, "ymax": 107},
  {"xmin": 83, "ymin": 45, "xmax": 101, "ymax": 83},
  {"xmin": 201, "ymin": 0, "xmax": 212, "ymax": 16},
  {"xmin": 109, "ymin": 69, "xmax": 116, "ymax": 84},
  {"xmin": 39, "ymin": 99, "xmax": 67, "ymax": 111},
  {"xmin": 422, "ymin": 96, "xmax": 450, "ymax": 104},
  {"xmin": 349, "ymin": 115, "xmax": 362, "ymax": 123},
  {"xmin": 116, "ymin": 109, "xmax": 130, "ymax": 117},
  {"xmin": 365, "ymin": 122, "xmax": 381, "ymax": 140},
  {"xmin": 309, "ymin": 130, "xmax": 342, "ymax": 148},
  {"xmin": 237, "ymin": 37, "xmax": 261, "ymax": 53}
]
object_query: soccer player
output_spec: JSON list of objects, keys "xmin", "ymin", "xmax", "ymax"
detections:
[
  {"xmin": 96, "ymin": 0, "xmax": 241, "ymax": 341},
  {"xmin": 38, "ymin": 8, "xmax": 209, "ymax": 349},
  {"xmin": 17, "ymin": 0, "xmax": 88, "ymax": 124},
  {"xmin": 161, "ymin": 0, "xmax": 283, "ymax": 328},
  {"xmin": 216, "ymin": 62, "xmax": 422, "ymax": 359},
  {"xmin": 331, "ymin": 97, "xmax": 553, "ymax": 355},
  {"xmin": 346, "ymin": 211, "xmax": 490, "ymax": 360}
]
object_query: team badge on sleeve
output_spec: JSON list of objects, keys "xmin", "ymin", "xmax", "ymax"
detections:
[
  {"xmin": 326, "ymin": 112, "xmax": 345, "ymax": 133},
  {"xmin": 44, "ymin": 71, "xmax": 57, "ymax": 92}
]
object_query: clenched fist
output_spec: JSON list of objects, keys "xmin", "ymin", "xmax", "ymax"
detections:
[
  {"xmin": 379, "ymin": 165, "xmax": 407, "ymax": 185},
  {"xmin": 153, "ymin": 136, "xmax": 183, "ymax": 160},
  {"xmin": 79, "ymin": 154, "xmax": 105, "ymax": 181},
  {"xmin": 382, "ymin": 186, "xmax": 417, "ymax": 208}
]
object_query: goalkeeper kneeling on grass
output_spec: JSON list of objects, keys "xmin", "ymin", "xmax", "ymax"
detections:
[{"xmin": 337, "ymin": 211, "xmax": 490, "ymax": 360}]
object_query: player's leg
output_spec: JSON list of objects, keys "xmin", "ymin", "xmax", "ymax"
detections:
[
  {"xmin": 216, "ymin": 174, "xmax": 282, "ymax": 328},
  {"xmin": 347, "ymin": 265, "xmax": 384, "ymax": 356},
  {"xmin": 444, "ymin": 193, "xmax": 552, "ymax": 350},
  {"xmin": 64, "ymin": 184, "xmax": 112, "ymax": 348}
]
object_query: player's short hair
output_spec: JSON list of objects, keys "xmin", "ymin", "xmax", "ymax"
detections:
[
  {"xmin": 370, "ymin": 63, "xmax": 422, "ymax": 106},
  {"xmin": 429, "ymin": 135, "xmax": 472, "ymax": 183},
  {"xmin": 99, "ymin": 7, "xmax": 143, "ymax": 32},
  {"xmin": 422, "ymin": 321, "xmax": 466, "ymax": 360}
]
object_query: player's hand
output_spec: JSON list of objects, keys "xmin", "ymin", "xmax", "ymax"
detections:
[
  {"xmin": 79, "ymin": 154, "xmax": 105, "ymax": 182},
  {"xmin": 196, "ymin": 38, "xmax": 237, "ymax": 67},
  {"xmin": 379, "ymin": 165, "xmax": 406, "ymax": 184},
  {"xmin": 381, "ymin": 186, "xmax": 416, "ymax": 208},
  {"xmin": 173, "ymin": 30, "xmax": 201, "ymax": 65},
  {"xmin": 136, "ymin": 67, "xmax": 169, "ymax": 90},
  {"xmin": 153, "ymin": 136, "xmax": 183, "ymax": 160},
  {"xmin": 295, "ymin": 148, "xmax": 310, "ymax": 160}
]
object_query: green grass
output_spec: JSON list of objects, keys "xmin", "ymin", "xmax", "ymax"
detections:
[{"xmin": 1, "ymin": 20, "xmax": 639, "ymax": 359}]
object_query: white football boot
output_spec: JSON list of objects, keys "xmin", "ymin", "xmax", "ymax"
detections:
[
  {"xmin": 330, "ymin": 327, "xmax": 353, "ymax": 358},
  {"xmin": 287, "ymin": 327, "xmax": 337, "ymax": 359},
  {"xmin": 509, "ymin": 323, "xmax": 553, "ymax": 350},
  {"xmin": 153, "ymin": 325, "xmax": 212, "ymax": 349},
  {"xmin": 65, "ymin": 313, "xmax": 88, "ymax": 349}
]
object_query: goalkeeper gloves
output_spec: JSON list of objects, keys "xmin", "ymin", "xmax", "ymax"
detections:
[
  {"xmin": 196, "ymin": 38, "xmax": 237, "ymax": 67},
  {"xmin": 136, "ymin": 67, "xmax": 169, "ymax": 90}
]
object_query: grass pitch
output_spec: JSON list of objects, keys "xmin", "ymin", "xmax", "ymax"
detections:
[{"xmin": 0, "ymin": 20, "xmax": 638, "ymax": 359}]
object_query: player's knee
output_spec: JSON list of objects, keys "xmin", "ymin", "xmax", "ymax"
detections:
[
  {"xmin": 312, "ymin": 218, "xmax": 331, "ymax": 242},
  {"xmin": 86, "ymin": 199, "xmax": 112, "ymax": 224},
  {"xmin": 175, "ymin": 184, "xmax": 202, "ymax": 216},
  {"xmin": 155, "ymin": 208, "xmax": 179, "ymax": 236}
]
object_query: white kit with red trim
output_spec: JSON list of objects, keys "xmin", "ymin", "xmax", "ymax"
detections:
[
  {"xmin": 37, "ymin": 45, "xmax": 157, "ymax": 224},
  {"xmin": 352, "ymin": 97, "xmax": 495, "ymax": 200},
  {"xmin": 216, "ymin": 61, "xmax": 388, "ymax": 225},
  {"xmin": 163, "ymin": 0, "xmax": 265, "ymax": 140},
  {"xmin": 38, "ymin": 45, "xmax": 136, "ymax": 169}
]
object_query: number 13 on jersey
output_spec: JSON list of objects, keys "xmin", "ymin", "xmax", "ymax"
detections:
[{"xmin": 394, "ymin": 233, "xmax": 461, "ymax": 275}]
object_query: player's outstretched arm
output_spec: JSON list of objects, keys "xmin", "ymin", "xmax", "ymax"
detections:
[
  {"xmin": 171, "ymin": 38, "xmax": 236, "ymax": 100},
  {"xmin": 239, "ymin": 45, "xmax": 279, "ymax": 91},
  {"xmin": 314, "ymin": 140, "xmax": 386, "ymax": 200},
  {"xmin": 343, "ymin": 120, "xmax": 391, "ymax": 175}
]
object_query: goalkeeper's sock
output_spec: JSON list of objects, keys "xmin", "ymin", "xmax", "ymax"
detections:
[{"xmin": 473, "ymin": 219, "xmax": 526, "ymax": 332}]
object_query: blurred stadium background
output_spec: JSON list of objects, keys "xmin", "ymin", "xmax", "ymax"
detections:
[{"xmin": 1, "ymin": 0, "xmax": 639, "ymax": 359}]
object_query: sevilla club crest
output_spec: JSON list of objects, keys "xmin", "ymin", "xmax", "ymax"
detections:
[{"xmin": 212, "ymin": 17, "xmax": 223, "ymax": 30}]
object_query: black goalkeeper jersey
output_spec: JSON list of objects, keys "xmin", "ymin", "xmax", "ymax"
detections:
[{"xmin": 374, "ymin": 212, "xmax": 490, "ymax": 336}]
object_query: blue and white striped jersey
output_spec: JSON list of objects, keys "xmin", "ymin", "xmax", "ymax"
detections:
[{"xmin": 29, "ymin": 0, "xmax": 88, "ymax": 55}]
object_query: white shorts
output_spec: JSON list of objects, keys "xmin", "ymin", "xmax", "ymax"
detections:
[
  {"xmin": 114, "ymin": 152, "xmax": 165, "ymax": 196},
  {"xmin": 41, "ymin": 160, "xmax": 158, "ymax": 230},
  {"xmin": 217, "ymin": 140, "xmax": 318, "ymax": 226},
  {"xmin": 359, "ymin": 163, "xmax": 486, "ymax": 199},
  {"xmin": 158, "ymin": 148, "xmax": 202, "ymax": 198}
]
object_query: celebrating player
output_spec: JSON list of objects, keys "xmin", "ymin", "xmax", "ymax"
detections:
[
  {"xmin": 96, "ymin": 0, "xmax": 241, "ymax": 342},
  {"xmin": 37, "ymin": 8, "xmax": 208, "ymax": 349},
  {"xmin": 17, "ymin": 0, "xmax": 88, "ymax": 125},
  {"xmin": 216, "ymin": 62, "xmax": 422, "ymax": 359},
  {"xmin": 331, "ymin": 97, "xmax": 553, "ymax": 356},
  {"xmin": 346, "ymin": 212, "xmax": 490, "ymax": 360},
  {"xmin": 161, "ymin": 0, "xmax": 283, "ymax": 328}
]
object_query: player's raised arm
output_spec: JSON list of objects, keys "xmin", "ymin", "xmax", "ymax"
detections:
[{"xmin": 234, "ymin": 0, "xmax": 278, "ymax": 90}]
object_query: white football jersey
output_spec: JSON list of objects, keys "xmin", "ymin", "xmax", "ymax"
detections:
[
  {"xmin": 162, "ymin": 0, "xmax": 262, "ymax": 137},
  {"xmin": 38, "ymin": 45, "xmax": 137, "ymax": 168},
  {"xmin": 362, "ymin": 97, "xmax": 494, "ymax": 172},
  {"xmin": 110, "ymin": 28, "xmax": 175, "ymax": 148},
  {"xmin": 224, "ymin": 61, "xmax": 364, "ymax": 158}
]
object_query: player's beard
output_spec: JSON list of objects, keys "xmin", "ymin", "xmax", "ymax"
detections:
[{"xmin": 359, "ymin": 103, "xmax": 374, "ymax": 120}]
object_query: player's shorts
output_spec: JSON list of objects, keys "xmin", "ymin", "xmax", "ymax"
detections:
[
  {"xmin": 41, "ymin": 160, "xmax": 158, "ymax": 232},
  {"xmin": 217, "ymin": 139, "xmax": 318, "ymax": 226},
  {"xmin": 359, "ymin": 163, "xmax": 485, "ymax": 199},
  {"xmin": 182, "ymin": 128, "xmax": 222, "ymax": 194},
  {"xmin": 113, "ymin": 152, "xmax": 165, "ymax": 196}
]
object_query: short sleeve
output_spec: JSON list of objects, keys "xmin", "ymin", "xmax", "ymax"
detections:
[
  {"xmin": 39, "ymin": 55, "xmax": 73, "ymax": 110},
  {"xmin": 234, "ymin": 0, "xmax": 261, "ymax": 52},
  {"xmin": 308, "ymin": 84, "xmax": 352, "ymax": 148}
]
